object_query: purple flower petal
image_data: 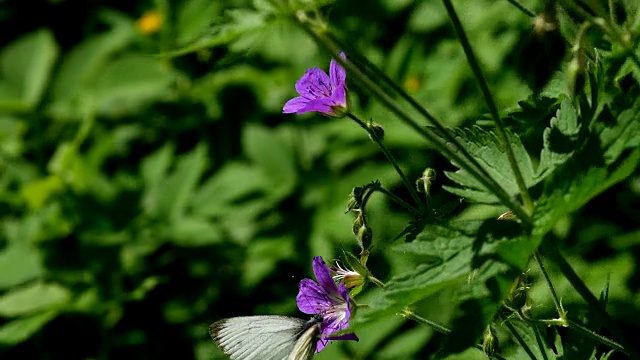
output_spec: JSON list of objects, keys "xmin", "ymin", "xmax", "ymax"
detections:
[
  {"xmin": 337, "ymin": 282, "xmax": 351, "ymax": 319},
  {"xmin": 312, "ymin": 256, "xmax": 340, "ymax": 296},
  {"xmin": 296, "ymin": 278, "xmax": 333, "ymax": 314},
  {"xmin": 283, "ymin": 53, "xmax": 349, "ymax": 117},
  {"xmin": 298, "ymin": 98, "xmax": 335, "ymax": 115},
  {"xmin": 283, "ymin": 96, "xmax": 311, "ymax": 113},
  {"xmin": 295, "ymin": 68, "xmax": 332, "ymax": 99},
  {"xmin": 330, "ymin": 53, "xmax": 346, "ymax": 91},
  {"xmin": 325, "ymin": 333, "xmax": 359, "ymax": 341}
]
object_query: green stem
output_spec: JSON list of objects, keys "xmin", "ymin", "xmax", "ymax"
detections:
[
  {"xmin": 566, "ymin": 319, "xmax": 627, "ymax": 355},
  {"xmin": 347, "ymin": 113, "xmax": 425, "ymax": 213},
  {"xmin": 539, "ymin": 240, "xmax": 640, "ymax": 358},
  {"xmin": 403, "ymin": 308, "xmax": 508, "ymax": 359},
  {"xmin": 368, "ymin": 275, "xmax": 385, "ymax": 288},
  {"xmin": 401, "ymin": 308, "xmax": 451, "ymax": 335},
  {"xmin": 505, "ymin": 0, "xmax": 536, "ymax": 17},
  {"xmin": 533, "ymin": 325, "xmax": 549, "ymax": 360},
  {"xmin": 293, "ymin": 12, "xmax": 532, "ymax": 223},
  {"xmin": 376, "ymin": 186, "xmax": 422, "ymax": 217},
  {"xmin": 557, "ymin": 0, "xmax": 640, "ymax": 73},
  {"xmin": 504, "ymin": 320, "xmax": 538, "ymax": 360},
  {"xmin": 441, "ymin": 0, "xmax": 534, "ymax": 213},
  {"xmin": 533, "ymin": 252, "xmax": 566, "ymax": 321}
]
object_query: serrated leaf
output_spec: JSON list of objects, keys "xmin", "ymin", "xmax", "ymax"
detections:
[
  {"xmin": 536, "ymin": 98, "xmax": 581, "ymax": 181},
  {"xmin": 0, "ymin": 310, "xmax": 57, "ymax": 345},
  {"xmin": 0, "ymin": 282, "xmax": 71, "ymax": 317},
  {"xmin": 358, "ymin": 220, "xmax": 521, "ymax": 323},
  {"xmin": 0, "ymin": 29, "xmax": 58, "ymax": 112},
  {"xmin": 439, "ymin": 126, "xmax": 535, "ymax": 203},
  {"xmin": 534, "ymin": 97, "xmax": 640, "ymax": 237}
]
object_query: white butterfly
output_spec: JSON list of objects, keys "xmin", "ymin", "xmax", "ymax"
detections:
[{"xmin": 210, "ymin": 315, "xmax": 322, "ymax": 360}]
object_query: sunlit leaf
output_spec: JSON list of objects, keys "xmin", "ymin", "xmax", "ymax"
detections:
[
  {"xmin": 0, "ymin": 29, "xmax": 58, "ymax": 112},
  {"xmin": 439, "ymin": 126, "xmax": 535, "ymax": 203},
  {"xmin": 0, "ymin": 281, "xmax": 70, "ymax": 317},
  {"xmin": 0, "ymin": 310, "xmax": 57, "ymax": 345}
]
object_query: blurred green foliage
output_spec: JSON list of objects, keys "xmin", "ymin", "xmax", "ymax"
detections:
[{"xmin": 0, "ymin": 0, "xmax": 639, "ymax": 359}]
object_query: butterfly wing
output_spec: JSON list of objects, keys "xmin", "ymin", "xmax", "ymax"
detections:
[{"xmin": 210, "ymin": 315, "xmax": 310, "ymax": 360}]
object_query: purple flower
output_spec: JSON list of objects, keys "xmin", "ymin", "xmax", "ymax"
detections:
[
  {"xmin": 297, "ymin": 256, "xmax": 359, "ymax": 352},
  {"xmin": 283, "ymin": 52, "xmax": 349, "ymax": 117}
]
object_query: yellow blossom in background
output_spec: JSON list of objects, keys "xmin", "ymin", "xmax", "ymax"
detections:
[
  {"xmin": 404, "ymin": 76, "xmax": 421, "ymax": 94},
  {"xmin": 136, "ymin": 10, "xmax": 162, "ymax": 34}
]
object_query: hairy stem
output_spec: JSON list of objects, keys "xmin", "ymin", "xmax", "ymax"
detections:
[
  {"xmin": 347, "ymin": 113, "xmax": 425, "ymax": 213},
  {"xmin": 376, "ymin": 186, "xmax": 422, "ymax": 217},
  {"xmin": 539, "ymin": 240, "xmax": 640, "ymax": 358},
  {"xmin": 401, "ymin": 308, "xmax": 451, "ymax": 335},
  {"xmin": 505, "ymin": 0, "xmax": 536, "ymax": 17},
  {"xmin": 533, "ymin": 252, "xmax": 566, "ymax": 321},
  {"xmin": 505, "ymin": 320, "xmax": 538, "ymax": 360},
  {"xmin": 441, "ymin": 0, "xmax": 534, "ymax": 213}
]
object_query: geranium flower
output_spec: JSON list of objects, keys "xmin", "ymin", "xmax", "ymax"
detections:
[
  {"xmin": 297, "ymin": 256, "xmax": 359, "ymax": 352},
  {"xmin": 283, "ymin": 52, "xmax": 349, "ymax": 117}
]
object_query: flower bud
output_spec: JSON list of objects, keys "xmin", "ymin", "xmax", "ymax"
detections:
[
  {"xmin": 416, "ymin": 168, "xmax": 437, "ymax": 194},
  {"xmin": 482, "ymin": 325, "xmax": 501, "ymax": 357},
  {"xmin": 346, "ymin": 187, "xmax": 365, "ymax": 213},
  {"xmin": 368, "ymin": 122, "xmax": 385, "ymax": 141},
  {"xmin": 567, "ymin": 46, "xmax": 586, "ymax": 96},
  {"xmin": 332, "ymin": 252, "xmax": 371, "ymax": 296}
]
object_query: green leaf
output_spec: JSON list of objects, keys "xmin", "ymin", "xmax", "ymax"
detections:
[
  {"xmin": 242, "ymin": 236, "xmax": 295, "ymax": 288},
  {"xmin": 176, "ymin": 0, "xmax": 222, "ymax": 45},
  {"xmin": 153, "ymin": 143, "xmax": 208, "ymax": 220},
  {"xmin": 0, "ymin": 281, "xmax": 71, "ymax": 317},
  {"xmin": 141, "ymin": 143, "xmax": 174, "ymax": 190},
  {"xmin": 358, "ymin": 221, "xmax": 520, "ymax": 323},
  {"xmin": 536, "ymin": 98, "xmax": 581, "ymax": 181},
  {"xmin": 48, "ymin": 24, "xmax": 134, "ymax": 119},
  {"xmin": 0, "ymin": 29, "xmax": 58, "ymax": 112},
  {"xmin": 534, "ymin": 97, "xmax": 640, "ymax": 237},
  {"xmin": 160, "ymin": 5, "xmax": 274, "ymax": 58},
  {"xmin": 509, "ymin": 321, "xmax": 563, "ymax": 360},
  {"xmin": 0, "ymin": 310, "xmax": 57, "ymax": 345},
  {"xmin": 242, "ymin": 124, "xmax": 297, "ymax": 200},
  {"xmin": 439, "ymin": 126, "xmax": 535, "ymax": 203},
  {"xmin": 141, "ymin": 143, "xmax": 208, "ymax": 220},
  {"xmin": 0, "ymin": 244, "xmax": 44, "ymax": 290},
  {"xmin": 190, "ymin": 162, "xmax": 269, "ymax": 217},
  {"xmin": 92, "ymin": 54, "xmax": 175, "ymax": 116},
  {"xmin": 165, "ymin": 217, "xmax": 224, "ymax": 247}
]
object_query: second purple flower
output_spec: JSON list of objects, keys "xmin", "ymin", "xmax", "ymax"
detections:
[{"xmin": 296, "ymin": 256, "xmax": 358, "ymax": 352}]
